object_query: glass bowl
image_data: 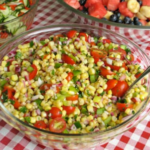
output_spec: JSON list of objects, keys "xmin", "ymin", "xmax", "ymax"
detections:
[
  {"xmin": 0, "ymin": 24, "xmax": 150, "ymax": 150},
  {"xmin": 0, "ymin": 0, "xmax": 39, "ymax": 46},
  {"xmin": 57, "ymin": 0, "xmax": 150, "ymax": 55}
]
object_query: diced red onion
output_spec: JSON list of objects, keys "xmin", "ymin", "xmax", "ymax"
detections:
[
  {"xmin": 56, "ymin": 83, "xmax": 63, "ymax": 87},
  {"xmin": 6, "ymin": 58, "xmax": 14, "ymax": 62},
  {"xmin": 52, "ymin": 47, "xmax": 58, "ymax": 52},
  {"xmin": 8, "ymin": 51, "xmax": 16, "ymax": 58},
  {"xmin": 88, "ymin": 36, "xmax": 91, "ymax": 43},
  {"xmin": 111, "ymin": 96, "xmax": 117, "ymax": 103},
  {"xmin": 106, "ymin": 58, "xmax": 113, "ymax": 65},
  {"xmin": 25, "ymin": 75, "xmax": 31, "ymax": 85},
  {"xmin": 58, "ymin": 41, "xmax": 62, "ymax": 45},
  {"xmin": 36, "ymin": 109, "xmax": 41, "ymax": 115},
  {"xmin": 75, "ymin": 37, "xmax": 80, "ymax": 42},
  {"xmin": 133, "ymin": 97, "xmax": 141, "ymax": 102},
  {"xmin": 76, "ymin": 81, "xmax": 81, "ymax": 85},
  {"xmin": 37, "ymin": 78, "xmax": 43, "ymax": 86},
  {"xmin": 15, "ymin": 65, "xmax": 21, "ymax": 73},
  {"xmin": 25, "ymin": 93, "xmax": 28, "ymax": 98},
  {"xmin": 22, "ymin": 80, "xmax": 26, "ymax": 87},
  {"xmin": 33, "ymin": 38, "xmax": 38, "ymax": 44},
  {"xmin": 119, "ymin": 74, "xmax": 126, "ymax": 81},
  {"xmin": 94, "ymin": 128, "xmax": 100, "ymax": 132},
  {"xmin": 70, "ymin": 124, "xmax": 77, "ymax": 130},
  {"xmin": 111, "ymin": 112, "xmax": 114, "ymax": 116}
]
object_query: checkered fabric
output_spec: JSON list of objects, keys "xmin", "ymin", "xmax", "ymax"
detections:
[{"xmin": 0, "ymin": 0, "xmax": 150, "ymax": 150}]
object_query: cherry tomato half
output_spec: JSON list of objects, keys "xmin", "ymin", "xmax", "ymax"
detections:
[
  {"xmin": 0, "ymin": 4, "xmax": 6, "ymax": 10},
  {"xmin": 67, "ymin": 30, "xmax": 77, "ymax": 38},
  {"xmin": 112, "ymin": 81, "xmax": 129, "ymax": 97},
  {"xmin": 102, "ymin": 39, "xmax": 111, "ymax": 44},
  {"xmin": 105, "ymin": 79, "xmax": 118, "ymax": 91},
  {"xmin": 3, "ymin": 86, "xmax": 15, "ymax": 99},
  {"xmin": 66, "ymin": 72, "xmax": 73, "ymax": 82},
  {"xmin": 49, "ymin": 118, "xmax": 66, "ymax": 133},
  {"xmin": 34, "ymin": 120, "xmax": 47, "ymax": 129},
  {"xmin": 29, "ymin": 64, "xmax": 38, "ymax": 80},
  {"xmin": 49, "ymin": 107, "xmax": 62, "ymax": 119},
  {"xmin": 100, "ymin": 66, "xmax": 115, "ymax": 77},
  {"xmin": 13, "ymin": 98, "xmax": 21, "ymax": 109},
  {"xmin": 78, "ymin": 32, "xmax": 88, "ymax": 41},
  {"xmin": 66, "ymin": 94, "xmax": 79, "ymax": 101},
  {"xmin": 127, "ymin": 54, "xmax": 134, "ymax": 62},
  {"xmin": 62, "ymin": 54, "xmax": 75, "ymax": 65},
  {"xmin": 116, "ymin": 103, "xmax": 133, "ymax": 112},
  {"xmin": 109, "ymin": 47, "xmax": 126, "ymax": 60},
  {"xmin": 62, "ymin": 106, "xmax": 76, "ymax": 115},
  {"xmin": 53, "ymin": 34, "xmax": 63, "ymax": 42}
]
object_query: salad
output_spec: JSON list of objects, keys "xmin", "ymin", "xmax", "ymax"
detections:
[
  {"xmin": 63, "ymin": 0, "xmax": 150, "ymax": 26},
  {"xmin": 0, "ymin": 0, "xmax": 33, "ymax": 43},
  {"xmin": 0, "ymin": 30, "xmax": 148, "ymax": 134}
]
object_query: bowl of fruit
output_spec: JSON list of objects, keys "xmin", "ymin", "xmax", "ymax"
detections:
[
  {"xmin": 57, "ymin": 0, "xmax": 150, "ymax": 55},
  {"xmin": 0, "ymin": 24, "xmax": 150, "ymax": 150},
  {"xmin": 0, "ymin": 0, "xmax": 39, "ymax": 46}
]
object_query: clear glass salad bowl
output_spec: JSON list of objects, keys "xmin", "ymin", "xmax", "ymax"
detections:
[
  {"xmin": 57, "ymin": 0, "xmax": 150, "ymax": 55},
  {"xmin": 0, "ymin": 0, "xmax": 39, "ymax": 46},
  {"xmin": 0, "ymin": 24, "xmax": 150, "ymax": 150}
]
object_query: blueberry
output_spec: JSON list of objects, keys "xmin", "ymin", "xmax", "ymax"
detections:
[
  {"xmin": 117, "ymin": 19, "xmax": 123, "ymax": 23},
  {"xmin": 136, "ymin": 21, "xmax": 142, "ymax": 26},
  {"xmin": 123, "ymin": 17, "xmax": 131, "ymax": 24},
  {"xmin": 130, "ymin": 21, "xmax": 135, "ymax": 25},
  {"xmin": 82, "ymin": 7, "xmax": 88, "ymax": 15},
  {"xmin": 137, "ymin": 0, "xmax": 142, "ymax": 6},
  {"xmin": 114, "ymin": 11, "xmax": 121, "ymax": 18},
  {"xmin": 110, "ymin": 14, "xmax": 118, "ymax": 22},
  {"xmin": 133, "ymin": 17, "xmax": 141, "ymax": 25},
  {"xmin": 120, "ymin": 0, "xmax": 125, "ymax": 2},
  {"xmin": 79, "ymin": 0, "xmax": 87, "ymax": 6}
]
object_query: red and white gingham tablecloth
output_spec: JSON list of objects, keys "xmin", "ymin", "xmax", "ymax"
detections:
[{"xmin": 0, "ymin": 0, "xmax": 150, "ymax": 150}]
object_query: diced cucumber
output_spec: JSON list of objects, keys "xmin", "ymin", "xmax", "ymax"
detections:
[
  {"xmin": 0, "ymin": 6, "xmax": 12, "ymax": 18},
  {"xmin": 15, "ymin": 4, "xmax": 24, "ymax": 10},
  {"xmin": 104, "ymin": 116, "xmax": 112, "ymax": 126},
  {"xmin": 20, "ymin": 9, "xmax": 28, "ymax": 13},
  {"xmin": 13, "ymin": 25, "xmax": 26, "ymax": 36},
  {"xmin": 0, "ymin": 12, "xmax": 4, "ymax": 23},
  {"xmin": 4, "ymin": 15, "xmax": 16, "ymax": 22},
  {"xmin": 23, "ymin": 0, "xmax": 30, "ymax": 7}
]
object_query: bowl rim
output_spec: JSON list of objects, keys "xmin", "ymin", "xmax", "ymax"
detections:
[
  {"xmin": 0, "ymin": 0, "xmax": 39, "ymax": 26},
  {"xmin": 0, "ymin": 23, "xmax": 150, "ymax": 138},
  {"xmin": 57, "ymin": 0, "xmax": 150, "ymax": 30}
]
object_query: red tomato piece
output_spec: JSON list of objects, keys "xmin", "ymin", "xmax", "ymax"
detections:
[
  {"xmin": 9, "ymin": 5, "xmax": 17, "ymax": 10},
  {"xmin": 127, "ymin": 53, "xmax": 134, "ymax": 62},
  {"xmin": 0, "ymin": 4, "xmax": 6, "ymax": 10},
  {"xmin": 78, "ymin": 32, "xmax": 88, "ymax": 41},
  {"xmin": 34, "ymin": 120, "xmax": 47, "ymax": 129},
  {"xmin": 62, "ymin": 54, "xmax": 75, "ymax": 65},
  {"xmin": 0, "ymin": 32, "xmax": 8, "ymax": 39},
  {"xmin": 100, "ymin": 66, "xmax": 115, "ymax": 77},
  {"xmin": 119, "ymin": 2, "xmax": 134, "ymax": 18},
  {"xmin": 29, "ymin": 0, "xmax": 33, "ymax": 5},
  {"xmin": 107, "ymin": 0, "xmax": 120, "ymax": 11},
  {"xmin": 88, "ymin": 2, "xmax": 107, "ymax": 19},
  {"xmin": 112, "ymin": 81, "xmax": 129, "ymax": 97},
  {"xmin": 49, "ymin": 118, "xmax": 66, "ymax": 133},
  {"xmin": 131, "ymin": 98, "xmax": 140, "ymax": 103},
  {"xmin": 3, "ymin": 86, "xmax": 15, "ymax": 99},
  {"xmin": 67, "ymin": 30, "xmax": 77, "ymax": 38},
  {"xmin": 116, "ymin": 103, "xmax": 133, "ymax": 112},
  {"xmin": 14, "ymin": 99, "xmax": 21, "ymax": 109},
  {"xmin": 105, "ymin": 79, "xmax": 118, "ymax": 91},
  {"xmin": 66, "ymin": 94, "xmax": 79, "ymax": 101},
  {"xmin": 91, "ymin": 49, "xmax": 107, "ymax": 59},
  {"xmin": 18, "ymin": 12, "xmax": 24, "ymax": 17},
  {"xmin": 49, "ymin": 107, "xmax": 62, "ymax": 119},
  {"xmin": 29, "ymin": 64, "xmax": 37, "ymax": 80},
  {"xmin": 62, "ymin": 106, "xmax": 76, "ymax": 115},
  {"xmin": 64, "ymin": 0, "xmax": 80, "ymax": 9},
  {"xmin": 66, "ymin": 72, "xmax": 74, "ymax": 82},
  {"xmin": 135, "ymin": 73, "xmax": 146, "ymax": 85},
  {"xmin": 102, "ymin": 39, "xmax": 111, "ymax": 44}
]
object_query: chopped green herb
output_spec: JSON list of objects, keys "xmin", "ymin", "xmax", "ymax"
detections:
[
  {"xmin": 59, "ymin": 37, "xmax": 67, "ymax": 42},
  {"xmin": 1, "ymin": 92, "xmax": 8, "ymax": 103},
  {"xmin": 78, "ymin": 91, "xmax": 83, "ymax": 98},
  {"xmin": 72, "ymin": 76, "xmax": 78, "ymax": 83},
  {"xmin": 74, "ymin": 121, "xmax": 82, "ymax": 129},
  {"xmin": 100, "ymin": 91, "xmax": 105, "ymax": 96},
  {"xmin": 0, "ymin": 80, "xmax": 7, "ymax": 88},
  {"xmin": 9, "ymin": 99, "xmax": 15, "ymax": 105},
  {"xmin": 29, "ymin": 41, "xmax": 34, "ymax": 47},
  {"xmin": 25, "ymin": 116, "xmax": 31, "ymax": 123},
  {"xmin": 108, "ymin": 44, "xmax": 113, "ymax": 50},
  {"xmin": 40, "ymin": 40, "xmax": 46, "ymax": 45},
  {"xmin": 81, "ymin": 105, "xmax": 88, "ymax": 114},
  {"xmin": 67, "ymin": 64, "xmax": 74, "ymax": 70},
  {"xmin": 19, "ymin": 106, "xmax": 27, "ymax": 113},
  {"xmin": 63, "ymin": 129, "xmax": 69, "ymax": 134},
  {"xmin": 97, "ymin": 42, "xmax": 102, "ymax": 47},
  {"xmin": 89, "ymin": 128, "xmax": 94, "ymax": 131},
  {"xmin": 6, "ymin": 61, "xmax": 11, "ymax": 67},
  {"xmin": 15, "ymin": 52, "xmax": 22, "ymax": 60},
  {"xmin": 49, "ymin": 36, "xmax": 53, "ymax": 41},
  {"xmin": 125, "ymin": 48, "xmax": 131, "ymax": 53}
]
